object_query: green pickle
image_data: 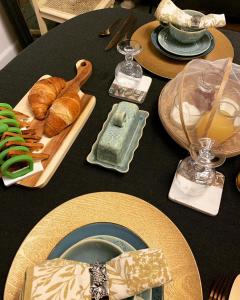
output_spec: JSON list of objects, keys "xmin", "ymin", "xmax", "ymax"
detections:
[
  {"xmin": 0, "ymin": 118, "xmax": 20, "ymax": 127},
  {"xmin": 0, "ymin": 103, "xmax": 13, "ymax": 110},
  {"xmin": 0, "ymin": 146, "xmax": 29, "ymax": 165},
  {"xmin": 7, "ymin": 127, "xmax": 22, "ymax": 134},
  {"xmin": 0, "ymin": 136, "xmax": 25, "ymax": 151},
  {"xmin": 0, "ymin": 110, "xmax": 16, "ymax": 119},
  {"xmin": 0, "ymin": 123, "xmax": 8, "ymax": 135},
  {"xmin": 1, "ymin": 154, "xmax": 33, "ymax": 179},
  {"xmin": 0, "ymin": 102, "xmax": 34, "ymax": 180}
]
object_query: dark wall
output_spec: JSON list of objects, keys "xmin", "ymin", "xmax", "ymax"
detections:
[
  {"xmin": 146, "ymin": 0, "xmax": 240, "ymax": 20},
  {"xmin": 175, "ymin": 0, "xmax": 240, "ymax": 19},
  {"xmin": 1, "ymin": 0, "xmax": 33, "ymax": 48}
]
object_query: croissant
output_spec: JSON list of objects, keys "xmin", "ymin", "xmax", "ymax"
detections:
[
  {"xmin": 44, "ymin": 92, "xmax": 82, "ymax": 137},
  {"xmin": 28, "ymin": 77, "xmax": 66, "ymax": 120}
]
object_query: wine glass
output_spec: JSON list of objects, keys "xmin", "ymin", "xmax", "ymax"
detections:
[
  {"xmin": 115, "ymin": 39, "xmax": 143, "ymax": 88},
  {"xmin": 195, "ymin": 71, "xmax": 222, "ymax": 111}
]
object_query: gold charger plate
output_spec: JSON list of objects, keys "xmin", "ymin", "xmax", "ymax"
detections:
[
  {"xmin": 4, "ymin": 192, "xmax": 203, "ymax": 300},
  {"xmin": 158, "ymin": 82, "xmax": 240, "ymax": 157},
  {"xmin": 132, "ymin": 21, "xmax": 234, "ymax": 79}
]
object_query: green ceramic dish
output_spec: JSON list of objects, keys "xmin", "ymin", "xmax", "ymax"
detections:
[
  {"xmin": 60, "ymin": 238, "xmax": 123, "ymax": 263},
  {"xmin": 158, "ymin": 27, "xmax": 212, "ymax": 56},
  {"xmin": 151, "ymin": 26, "xmax": 215, "ymax": 61},
  {"xmin": 169, "ymin": 10, "xmax": 206, "ymax": 44},
  {"xmin": 87, "ymin": 103, "xmax": 149, "ymax": 173}
]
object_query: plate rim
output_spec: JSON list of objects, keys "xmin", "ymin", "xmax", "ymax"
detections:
[{"xmin": 48, "ymin": 221, "xmax": 149, "ymax": 259}]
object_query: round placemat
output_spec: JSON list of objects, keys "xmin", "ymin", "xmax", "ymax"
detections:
[
  {"xmin": 4, "ymin": 192, "xmax": 202, "ymax": 300},
  {"xmin": 158, "ymin": 82, "xmax": 240, "ymax": 157},
  {"xmin": 132, "ymin": 21, "xmax": 234, "ymax": 79}
]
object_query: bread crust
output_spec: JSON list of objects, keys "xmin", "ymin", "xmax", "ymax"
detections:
[
  {"xmin": 28, "ymin": 77, "xmax": 66, "ymax": 120},
  {"xmin": 44, "ymin": 92, "xmax": 82, "ymax": 137}
]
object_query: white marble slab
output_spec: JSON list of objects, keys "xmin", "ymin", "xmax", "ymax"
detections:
[{"xmin": 169, "ymin": 172, "xmax": 224, "ymax": 216}]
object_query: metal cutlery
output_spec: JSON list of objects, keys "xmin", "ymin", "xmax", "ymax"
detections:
[
  {"xmin": 208, "ymin": 275, "xmax": 235, "ymax": 300},
  {"xmin": 236, "ymin": 172, "xmax": 240, "ymax": 192},
  {"xmin": 98, "ymin": 18, "xmax": 122, "ymax": 37},
  {"xmin": 120, "ymin": 17, "xmax": 137, "ymax": 41},
  {"xmin": 105, "ymin": 15, "xmax": 137, "ymax": 50}
]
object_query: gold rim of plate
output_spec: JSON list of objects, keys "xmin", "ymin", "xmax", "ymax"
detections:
[{"xmin": 4, "ymin": 192, "xmax": 203, "ymax": 300}]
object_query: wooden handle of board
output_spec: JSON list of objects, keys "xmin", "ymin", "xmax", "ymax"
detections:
[{"xmin": 58, "ymin": 59, "xmax": 93, "ymax": 96}]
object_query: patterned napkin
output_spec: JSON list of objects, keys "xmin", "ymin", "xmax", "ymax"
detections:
[
  {"xmin": 22, "ymin": 248, "xmax": 172, "ymax": 300},
  {"xmin": 155, "ymin": 0, "xmax": 226, "ymax": 29}
]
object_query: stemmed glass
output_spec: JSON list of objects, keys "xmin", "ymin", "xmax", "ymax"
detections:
[
  {"xmin": 115, "ymin": 39, "xmax": 143, "ymax": 88},
  {"xmin": 174, "ymin": 99, "xmax": 240, "ymax": 197},
  {"xmin": 175, "ymin": 138, "xmax": 226, "ymax": 196}
]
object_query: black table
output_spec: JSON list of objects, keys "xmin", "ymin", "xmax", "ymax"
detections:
[{"xmin": 0, "ymin": 7, "xmax": 239, "ymax": 299}]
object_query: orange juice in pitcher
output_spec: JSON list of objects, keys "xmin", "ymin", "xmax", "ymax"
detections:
[{"xmin": 196, "ymin": 107, "xmax": 236, "ymax": 144}]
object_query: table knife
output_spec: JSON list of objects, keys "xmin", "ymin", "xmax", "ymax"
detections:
[
  {"xmin": 121, "ymin": 17, "xmax": 137, "ymax": 41},
  {"xmin": 105, "ymin": 15, "xmax": 137, "ymax": 50}
]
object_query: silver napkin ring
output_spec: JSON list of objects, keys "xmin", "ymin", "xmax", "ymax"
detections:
[{"xmin": 89, "ymin": 262, "xmax": 109, "ymax": 300}]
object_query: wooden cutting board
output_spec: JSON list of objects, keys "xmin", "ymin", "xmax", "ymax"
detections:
[{"xmin": 13, "ymin": 59, "xmax": 96, "ymax": 188}]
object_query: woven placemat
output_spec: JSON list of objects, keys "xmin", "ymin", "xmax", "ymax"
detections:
[
  {"xmin": 45, "ymin": 0, "xmax": 103, "ymax": 14},
  {"xmin": 4, "ymin": 192, "xmax": 202, "ymax": 300},
  {"xmin": 132, "ymin": 21, "xmax": 234, "ymax": 79}
]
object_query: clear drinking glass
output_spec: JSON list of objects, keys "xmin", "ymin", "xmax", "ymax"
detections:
[
  {"xmin": 115, "ymin": 39, "xmax": 143, "ymax": 88},
  {"xmin": 174, "ymin": 100, "xmax": 240, "ymax": 196},
  {"xmin": 195, "ymin": 71, "xmax": 222, "ymax": 111},
  {"xmin": 175, "ymin": 138, "xmax": 226, "ymax": 196},
  {"xmin": 195, "ymin": 99, "xmax": 240, "ymax": 145}
]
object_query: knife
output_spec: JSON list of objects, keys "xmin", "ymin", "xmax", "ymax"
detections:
[
  {"xmin": 105, "ymin": 15, "xmax": 137, "ymax": 50},
  {"xmin": 121, "ymin": 17, "xmax": 137, "ymax": 41}
]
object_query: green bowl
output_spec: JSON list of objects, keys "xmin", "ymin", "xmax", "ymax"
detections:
[{"xmin": 169, "ymin": 9, "xmax": 206, "ymax": 44}]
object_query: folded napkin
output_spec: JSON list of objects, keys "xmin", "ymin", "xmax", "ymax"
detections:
[
  {"xmin": 155, "ymin": 0, "xmax": 226, "ymax": 29},
  {"xmin": 22, "ymin": 248, "xmax": 171, "ymax": 300}
]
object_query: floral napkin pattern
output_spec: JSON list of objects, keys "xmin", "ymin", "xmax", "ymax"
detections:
[{"xmin": 22, "ymin": 249, "xmax": 172, "ymax": 300}]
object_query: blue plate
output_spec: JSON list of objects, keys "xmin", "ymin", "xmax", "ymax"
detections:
[
  {"xmin": 48, "ymin": 222, "xmax": 163, "ymax": 300},
  {"xmin": 151, "ymin": 26, "xmax": 215, "ymax": 61},
  {"xmin": 158, "ymin": 27, "xmax": 212, "ymax": 56},
  {"xmin": 85, "ymin": 235, "xmax": 136, "ymax": 252}
]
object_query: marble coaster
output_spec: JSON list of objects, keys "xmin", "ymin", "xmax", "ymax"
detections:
[
  {"xmin": 109, "ymin": 74, "xmax": 152, "ymax": 104},
  {"xmin": 2, "ymin": 161, "xmax": 43, "ymax": 187},
  {"xmin": 168, "ymin": 169, "xmax": 224, "ymax": 216}
]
